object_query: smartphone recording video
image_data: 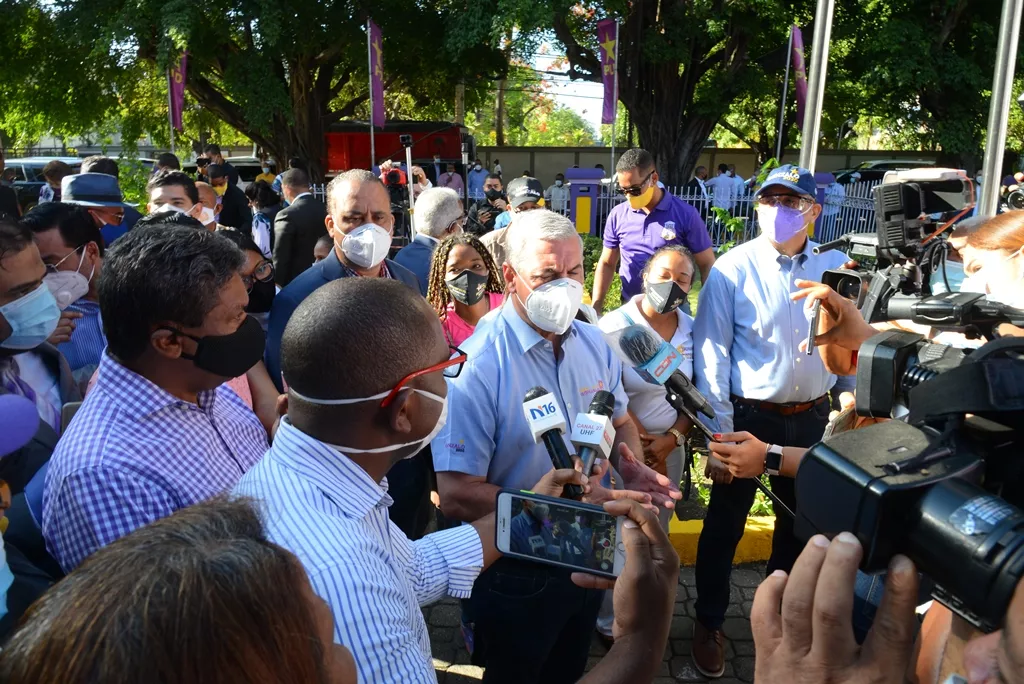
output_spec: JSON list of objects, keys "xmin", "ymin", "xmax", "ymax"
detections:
[{"xmin": 496, "ymin": 491, "xmax": 625, "ymax": 578}]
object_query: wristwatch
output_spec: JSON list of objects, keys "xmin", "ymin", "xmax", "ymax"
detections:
[
  {"xmin": 667, "ymin": 428, "xmax": 686, "ymax": 447},
  {"xmin": 764, "ymin": 444, "xmax": 784, "ymax": 476}
]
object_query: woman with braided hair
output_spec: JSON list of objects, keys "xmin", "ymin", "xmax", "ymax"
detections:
[{"xmin": 426, "ymin": 233, "xmax": 505, "ymax": 346}]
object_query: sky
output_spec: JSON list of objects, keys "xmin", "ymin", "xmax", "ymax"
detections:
[{"xmin": 532, "ymin": 46, "xmax": 608, "ymax": 140}]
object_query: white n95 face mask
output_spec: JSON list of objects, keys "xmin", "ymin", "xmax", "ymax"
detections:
[
  {"xmin": 44, "ymin": 246, "xmax": 94, "ymax": 310},
  {"xmin": 288, "ymin": 387, "xmax": 448, "ymax": 459},
  {"xmin": 340, "ymin": 223, "xmax": 393, "ymax": 269},
  {"xmin": 512, "ymin": 269, "xmax": 584, "ymax": 335}
]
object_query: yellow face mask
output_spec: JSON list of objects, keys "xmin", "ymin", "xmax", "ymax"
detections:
[
  {"xmin": 627, "ymin": 185, "xmax": 655, "ymax": 210},
  {"xmin": 213, "ymin": 184, "xmax": 228, "ymax": 197}
]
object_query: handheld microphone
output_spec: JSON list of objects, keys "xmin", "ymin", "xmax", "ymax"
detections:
[
  {"xmin": 570, "ymin": 390, "xmax": 616, "ymax": 478},
  {"xmin": 617, "ymin": 325, "xmax": 716, "ymax": 419},
  {"xmin": 522, "ymin": 386, "xmax": 584, "ymax": 500}
]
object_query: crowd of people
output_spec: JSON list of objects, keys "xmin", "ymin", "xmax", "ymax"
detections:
[{"xmin": 0, "ymin": 141, "xmax": 1022, "ymax": 684}]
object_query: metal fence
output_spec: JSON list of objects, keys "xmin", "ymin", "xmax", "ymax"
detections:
[
  {"xmin": 596, "ymin": 181, "xmax": 881, "ymax": 249},
  {"xmin": 313, "ymin": 180, "xmax": 882, "ymax": 251}
]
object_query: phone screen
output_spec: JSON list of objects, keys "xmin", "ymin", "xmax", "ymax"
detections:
[{"xmin": 498, "ymin": 492, "xmax": 622, "ymax": 577}]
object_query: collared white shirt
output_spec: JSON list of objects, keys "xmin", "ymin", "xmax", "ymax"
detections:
[
  {"xmin": 292, "ymin": 191, "xmax": 312, "ymax": 202},
  {"xmin": 234, "ymin": 418, "xmax": 483, "ymax": 683}
]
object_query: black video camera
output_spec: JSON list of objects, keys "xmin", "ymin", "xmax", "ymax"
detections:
[
  {"xmin": 795, "ymin": 325, "xmax": 1024, "ymax": 632},
  {"xmin": 817, "ymin": 169, "xmax": 975, "ymax": 322}
]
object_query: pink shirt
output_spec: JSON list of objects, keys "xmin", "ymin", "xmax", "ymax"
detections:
[{"xmin": 442, "ymin": 292, "xmax": 504, "ymax": 347}]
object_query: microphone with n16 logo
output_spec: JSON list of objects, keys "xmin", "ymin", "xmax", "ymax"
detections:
[
  {"xmin": 617, "ymin": 324, "xmax": 716, "ymax": 419},
  {"xmin": 522, "ymin": 386, "xmax": 584, "ymax": 500},
  {"xmin": 570, "ymin": 391, "xmax": 616, "ymax": 478}
]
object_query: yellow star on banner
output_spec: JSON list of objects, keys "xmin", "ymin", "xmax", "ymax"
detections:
[
  {"xmin": 373, "ymin": 38, "xmax": 383, "ymax": 79},
  {"xmin": 600, "ymin": 37, "xmax": 617, "ymax": 62}
]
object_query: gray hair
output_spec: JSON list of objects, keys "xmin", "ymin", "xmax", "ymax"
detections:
[
  {"xmin": 505, "ymin": 209, "xmax": 581, "ymax": 273},
  {"xmin": 414, "ymin": 187, "xmax": 462, "ymax": 239},
  {"xmin": 325, "ymin": 169, "xmax": 381, "ymax": 217}
]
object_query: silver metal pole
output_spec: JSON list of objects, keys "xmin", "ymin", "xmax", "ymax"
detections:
[
  {"xmin": 166, "ymin": 69, "xmax": 176, "ymax": 155},
  {"xmin": 798, "ymin": 0, "xmax": 835, "ymax": 172},
  {"xmin": 367, "ymin": 24, "xmax": 376, "ymax": 170},
  {"xmin": 980, "ymin": 0, "xmax": 1024, "ymax": 217},
  {"xmin": 405, "ymin": 144, "xmax": 415, "ymax": 233},
  {"xmin": 610, "ymin": 19, "xmax": 620, "ymax": 173},
  {"xmin": 775, "ymin": 27, "xmax": 794, "ymax": 161}
]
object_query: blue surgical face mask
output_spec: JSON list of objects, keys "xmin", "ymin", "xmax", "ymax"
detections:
[
  {"xmin": 0, "ymin": 283, "xmax": 62, "ymax": 350},
  {"xmin": 930, "ymin": 260, "xmax": 965, "ymax": 294}
]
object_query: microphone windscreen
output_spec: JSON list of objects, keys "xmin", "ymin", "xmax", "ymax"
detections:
[
  {"xmin": 523, "ymin": 386, "xmax": 547, "ymax": 403},
  {"xmin": 0, "ymin": 395, "xmax": 40, "ymax": 458},
  {"xmin": 587, "ymin": 390, "xmax": 615, "ymax": 416},
  {"xmin": 618, "ymin": 325, "xmax": 663, "ymax": 367}
]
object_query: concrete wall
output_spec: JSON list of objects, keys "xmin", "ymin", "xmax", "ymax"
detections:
[{"xmin": 476, "ymin": 146, "xmax": 942, "ymax": 187}]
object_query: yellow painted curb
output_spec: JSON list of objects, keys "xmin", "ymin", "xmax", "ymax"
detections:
[{"xmin": 668, "ymin": 516, "xmax": 776, "ymax": 566}]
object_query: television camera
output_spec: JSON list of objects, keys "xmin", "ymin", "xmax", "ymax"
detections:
[{"xmin": 795, "ymin": 169, "xmax": 1024, "ymax": 632}]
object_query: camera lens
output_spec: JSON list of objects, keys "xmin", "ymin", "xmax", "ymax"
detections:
[{"xmin": 1008, "ymin": 190, "xmax": 1024, "ymax": 211}]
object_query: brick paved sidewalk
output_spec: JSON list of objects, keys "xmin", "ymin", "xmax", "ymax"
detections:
[{"xmin": 423, "ymin": 562, "xmax": 766, "ymax": 683}]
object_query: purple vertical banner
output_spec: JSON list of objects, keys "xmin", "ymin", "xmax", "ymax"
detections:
[
  {"xmin": 369, "ymin": 20, "xmax": 386, "ymax": 128},
  {"xmin": 169, "ymin": 53, "xmax": 188, "ymax": 132},
  {"xmin": 597, "ymin": 19, "xmax": 618, "ymax": 125},
  {"xmin": 791, "ymin": 25, "xmax": 807, "ymax": 127}
]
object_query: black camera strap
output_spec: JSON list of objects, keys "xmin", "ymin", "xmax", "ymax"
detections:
[{"xmin": 907, "ymin": 356, "xmax": 1024, "ymax": 425}]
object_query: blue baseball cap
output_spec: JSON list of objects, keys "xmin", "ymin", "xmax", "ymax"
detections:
[{"xmin": 756, "ymin": 164, "xmax": 816, "ymax": 199}]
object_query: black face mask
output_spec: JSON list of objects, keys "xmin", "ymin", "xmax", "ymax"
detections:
[
  {"xmin": 484, "ymin": 188, "xmax": 503, "ymax": 202},
  {"xmin": 166, "ymin": 315, "xmax": 266, "ymax": 378},
  {"xmin": 246, "ymin": 279, "xmax": 276, "ymax": 314},
  {"xmin": 446, "ymin": 270, "xmax": 490, "ymax": 306},
  {"xmin": 644, "ymin": 280, "xmax": 688, "ymax": 315}
]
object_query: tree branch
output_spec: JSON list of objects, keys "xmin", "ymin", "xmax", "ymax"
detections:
[
  {"xmin": 719, "ymin": 119, "xmax": 760, "ymax": 152},
  {"xmin": 551, "ymin": 13, "xmax": 601, "ymax": 82}
]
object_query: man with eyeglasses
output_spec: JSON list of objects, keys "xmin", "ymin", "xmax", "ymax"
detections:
[
  {"xmin": 433, "ymin": 210, "xmax": 681, "ymax": 683},
  {"xmin": 60, "ymin": 173, "xmax": 135, "ymax": 247},
  {"xmin": 234, "ymin": 276, "xmax": 591, "ymax": 683},
  {"xmin": 592, "ymin": 148, "xmax": 715, "ymax": 315},
  {"xmin": 689, "ymin": 164, "xmax": 854, "ymax": 678},
  {"xmin": 23, "ymin": 203, "xmax": 107, "ymax": 393}
]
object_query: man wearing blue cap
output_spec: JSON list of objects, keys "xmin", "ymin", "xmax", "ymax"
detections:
[{"xmin": 690, "ymin": 164, "xmax": 853, "ymax": 677}]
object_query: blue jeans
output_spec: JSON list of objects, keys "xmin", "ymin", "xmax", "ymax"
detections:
[{"xmin": 853, "ymin": 571, "xmax": 886, "ymax": 643}]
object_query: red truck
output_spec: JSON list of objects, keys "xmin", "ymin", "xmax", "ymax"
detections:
[{"xmin": 325, "ymin": 120, "xmax": 475, "ymax": 175}]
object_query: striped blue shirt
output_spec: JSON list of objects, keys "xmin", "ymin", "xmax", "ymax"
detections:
[
  {"xmin": 58, "ymin": 299, "xmax": 105, "ymax": 391},
  {"xmin": 693, "ymin": 235, "xmax": 854, "ymax": 435},
  {"xmin": 43, "ymin": 352, "xmax": 268, "ymax": 572},
  {"xmin": 234, "ymin": 418, "xmax": 483, "ymax": 683}
]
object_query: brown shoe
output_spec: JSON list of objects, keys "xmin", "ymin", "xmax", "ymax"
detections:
[{"xmin": 692, "ymin": 620, "xmax": 726, "ymax": 678}]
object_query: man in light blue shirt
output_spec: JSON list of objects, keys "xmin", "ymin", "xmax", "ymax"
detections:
[
  {"xmin": 466, "ymin": 160, "xmax": 489, "ymax": 200},
  {"xmin": 236, "ymin": 276, "xmax": 586, "ymax": 683},
  {"xmin": 433, "ymin": 210, "xmax": 679, "ymax": 683},
  {"xmin": 690, "ymin": 164, "xmax": 852, "ymax": 678}
]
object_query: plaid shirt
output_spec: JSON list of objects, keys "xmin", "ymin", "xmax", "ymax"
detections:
[
  {"xmin": 43, "ymin": 352, "xmax": 268, "ymax": 572},
  {"xmin": 341, "ymin": 260, "xmax": 392, "ymax": 279}
]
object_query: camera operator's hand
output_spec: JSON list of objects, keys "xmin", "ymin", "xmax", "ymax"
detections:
[
  {"xmin": 752, "ymin": 534, "xmax": 919, "ymax": 684},
  {"xmin": 574, "ymin": 500, "xmax": 679, "ymax": 684},
  {"xmin": 963, "ymin": 577, "xmax": 1024, "ymax": 684},
  {"xmin": 792, "ymin": 280, "xmax": 877, "ymax": 376},
  {"xmin": 492, "ymin": 198, "xmax": 508, "ymax": 211}
]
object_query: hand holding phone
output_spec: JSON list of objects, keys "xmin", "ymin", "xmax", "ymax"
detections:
[{"xmin": 496, "ymin": 490, "xmax": 626, "ymax": 578}]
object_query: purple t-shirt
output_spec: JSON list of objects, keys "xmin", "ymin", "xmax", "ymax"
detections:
[{"xmin": 603, "ymin": 189, "xmax": 713, "ymax": 299}]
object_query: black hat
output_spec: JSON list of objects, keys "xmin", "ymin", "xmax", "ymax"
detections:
[{"xmin": 506, "ymin": 177, "xmax": 545, "ymax": 209}]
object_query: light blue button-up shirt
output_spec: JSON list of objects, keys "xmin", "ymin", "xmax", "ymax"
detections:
[
  {"xmin": 234, "ymin": 418, "xmax": 484, "ymax": 683},
  {"xmin": 432, "ymin": 301, "xmax": 629, "ymax": 491},
  {"xmin": 693, "ymin": 235, "xmax": 854, "ymax": 435}
]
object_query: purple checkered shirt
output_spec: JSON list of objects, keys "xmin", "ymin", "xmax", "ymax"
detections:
[{"xmin": 43, "ymin": 352, "xmax": 269, "ymax": 572}]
